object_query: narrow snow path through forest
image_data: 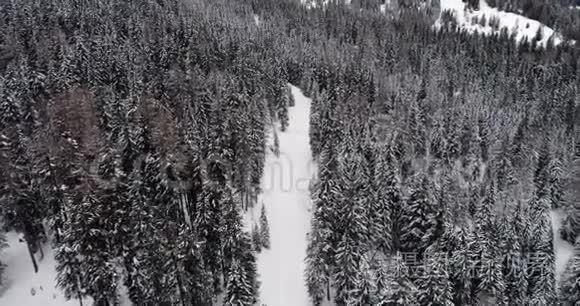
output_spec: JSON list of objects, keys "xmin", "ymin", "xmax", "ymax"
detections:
[{"xmin": 256, "ymin": 86, "xmax": 313, "ymax": 306}]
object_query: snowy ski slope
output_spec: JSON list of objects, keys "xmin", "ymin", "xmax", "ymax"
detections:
[
  {"xmin": 436, "ymin": 0, "xmax": 570, "ymax": 47},
  {"xmin": 251, "ymin": 85, "xmax": 314, "ymax": 306}
]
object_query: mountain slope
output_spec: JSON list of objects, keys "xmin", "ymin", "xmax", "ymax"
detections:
[{"xmin": 437, "ymin": 0, "xmax": 570, "ymax": 47}]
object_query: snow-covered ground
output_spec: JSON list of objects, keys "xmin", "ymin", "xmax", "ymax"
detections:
[
  {"xmin": 249, "ymin": 86, "xmax": 314, "ymax": 306},
  {"xmin": 302, "ymin": 0, "xmax": 351, "ymax": 10},
  {"xmin": 0, "ymin": 232, "xmax": 87, "ymax": 306},
  {"xmin": 437, "ymin": 0, "xmax": 569, "ymax": 47},
  {"xmin": 552, "ymin": 210, "xmax": 576, "ymax": 283}
]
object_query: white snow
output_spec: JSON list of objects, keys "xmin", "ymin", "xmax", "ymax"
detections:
[
  {"xmin": 379, "ymin": 4, "xmax": 386, "ymax": 13},
  {"xmin": 253, "ymin": 85, "xmax": 314, "ymax": 306},
  {"xmin": 253, "ymin": 14, "xmax": 261, "ymax": 26},
  {"xmin": 0, "ymin": 232, "xmax": 89, "ymax": 306},
  {"xmin": 436, "ymin": 0, "xmax": 569, "ymax": 47},
  {"xmin": 551, "ymin": 210, "xmax": 576, "ymax": 283},
  {"xmin": 0, "ymin": 232, "xmax": 133, "ymax": 305},
  {"xmin": 302, "ymin": 0, "xmax": 350, "ymax": 10}
]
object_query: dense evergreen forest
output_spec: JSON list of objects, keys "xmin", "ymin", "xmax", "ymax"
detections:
[{"xmin": 0, "ymin": 0, "xmax": 578, "ymax": 305}]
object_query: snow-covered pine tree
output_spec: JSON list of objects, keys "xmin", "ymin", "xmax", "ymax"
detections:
[
  {"xmin": 305, "ymin": 226, "xmax": 332, "ymax": 305},
  {"xmin": 526, "ymin": 197, "xmax": 555, "ymax": 305},
  {"xmin": 124, "ymin": 154, "xmax": 178, "ymax": 304},
  {"xmin": 547, "ymin": 157, "xmax": 564, "ymax": 209},
  {"xmin": 463, "ymin": 123, "xmax": 482, "ymax": 183},
  {"xmin": 409, "ymin": 101, "xmax": 427, "ymax": 157},
  {"xmin": 443, "ymin": 115, "xmax": 461, "ymax": 164},
  {"xmin": 560, "ymin": 154, "xmax": 580, "ymax": 244},
  {"xmin": 252, "ymin": 223, "xmax": 262, "ymax": 252},
  {"xmin": 194, "ymin": 182, "xmax": 226, "ymax": 294},
  {"xmin": 287, "ymin": 85, "xmax": 295, "ymax": 107},
  {"xmin": 180, "ymin": 235, "xmax": 215, "ymax": 306},
  {"xmin": 400, "ymin": 174, "xmax": 441, "ymax": 258},
  {"xmin": 416, "ymin": 252, "xmax": 454, "ymax": 306},
  {"xmin": 224, "ymin": 259, "xmax": 254, "ymax": 306},
  {"xmin": 221, "ymin": 187, "xmax": 259, "ymax": 304},
  {"xmin": 534, "ymin": 143, "xmax": 552, "ymax": 200},
  {"xmin": 510, "ymin": 114, "xmax": 529, "ymax": 168},
  {"xmin": 559, "ymin": 242, "xmax": 580, "ymax": 306},
  {"xmin": 524, "ymin": 144, "xmax": 556, "ymax": 305},
  {"xmin": 346, "ymin": 256, "xmax": 377, "ymax": 306},
  {"xmin": 333, "ymin": 148, "xmax": 370, "ymax": 304},
  {"xmin": 272, "ymin": 128, "xmax": 280, "ymax": 157},
  {"xmin": 70, "ymin": 193, "xmax": 119, "ymax": 305},
  {"xmin": 309, "ymin": 89, "xmax": 324, "ymax": 158},
  {"xmin": 501, "ymin": 203, "xmax": 529, "ymax": 305},
  {"xmin": 55, "ymin": 224, "xmax": 86, "ymax": 305},
  {"xmin": 495, "ymin": 141, "xmax": 517, "ymax": 191},
  {"xmin": 378, "ymin": 253, "xmax": 418, "ymax": 305},
  {"xmin": 448, "ymin": 226, "xmax": 477, "ymax": 305},
  {"xmin": 477, "ymin": 117, "xmax": 490, "ymax": 162},
  {"xmin": 306, "ymin": 142, "xmax": 341, "ymax": 304},
  {"xmin": 247, "ymin": 99, "xmax": 267, "ymax": 204},
  {"xmin": 371, "ymin": 145, "xmax": 398, "ymax": 253},
  {"xmin": 260, "ymin": 204, "xmax": 271, "ymax": 249},
  {"xmin": 473, "ymin": 184, "xmax": 505, "ymax": 303},
  {"xmin": 0, "ymin": 231, "xmax": 7, "ymax": 286},
  {"xmin": 277, "ymin": 84, "xmax": 290, "ymax": 132},
  {"xmin": 1, "ymin": 129, "xmax": 47, "ymax": 273},
  {"xmin": 334, "ymin": 234, "xmax": 362, "ymax": 304}
]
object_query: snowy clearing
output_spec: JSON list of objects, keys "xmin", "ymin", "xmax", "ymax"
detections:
[
  {"xmin": 0, "ymin": 232, "xmax": 88, "ymax": 306},
  {"xmin": 249, "ymin": 85, "xmax": 314, "ymax": 306},
  {"xmin": 437, "ymin": 0, "xmax": 570, "ymax": 47},
  {"xmin": 0, "ymin": 232, "xmax": 132, "ymax": 306},
  {"xmin": 551, "ymin": 210, "xmax": 576, "ymax": 284}
]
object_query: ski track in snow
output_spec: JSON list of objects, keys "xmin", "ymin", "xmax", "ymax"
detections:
[{"xmin": 253, "ymin": 85, "xmax": 314, "ymax": 306}]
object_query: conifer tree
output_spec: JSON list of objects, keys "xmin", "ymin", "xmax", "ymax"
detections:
[
  {"xmin": 559, "ymin": 243, "xmax": 580, "ymax": 306},
  {"xmin": 55, "ymin": 226, "xmax": 86, "ymax": 305},
  {"xmin": 409, "ymin": 102, "xmax": 427, "ymax": 157},
  {"xmin": 378, "ymin": 253, "xmax": 418, "ymax": 305},
  {"xmin": 251, "ymin": 223, "xmax": 262, "ymax": 252},
  {"xmin": 0, "ymin": 232, "xmax": 5, "ymax": 285},
  {"xmin": 306, "ymin": 144, "xmax": 340, "ymax": 304},
  {"xmin": 305, "ymin": 227, "xmax": 331, "ymax": 306},
  {"xmin": 224, "ymin": 259, "xmax": 254, "ymax": 306},
  {"xmin": 448, "ymin": 226, "xmax": 477, "ymax": 305},
  {"xmin": 272, "ymin": 128, "xmax": 280, "ymax": 157},
  {"xmin": 309, "ymin": 90, "xmax": 324, "ymax": 157},
  {"xmin": 560, "ymin": 155, "xmax": 580, "ymax": 244},
  {"xmin": 221, "ymin": 188, "xmax": 259, "ymax": 304},
  {"xmin": 496, "ymin": 142, "xmax": 516, "ymax": 191},
  {"xmin": 278, "ymin": 98, "xmax": 289, "ymax": 132},
  {"xmin": 416, "ymin": 252, "xmax": 454, "ymax": 306},
  {"xmin": 527, "ymin": 197, "xmax": 555, "ymax": 305},
  {"xmin": 400, "ymin": 174, "xmax": 441, "ymax": 258},
  {"xmin": 260, "ymin": 204, "xmax": 271, "ymax": 249},
  {"xmin": 334, "ymin": 234, "xmax": 362, "ymax": 304},
  {"xmin": 346, "ymin": 258, "xmax": 377, "ymax": 305},
  {"xmin": 473, "ymin": 184, "xmax": 505, "ymax": 303},
  {"xmin": 501, "ymin": 204, "xmax": 529, "ymax": 305},
  {"xmin": 287, "ymin": 84, "xmax": 295, "ymax": 107},
  {"xmin": 372, "ymin": 146, "xmax": 398, "ymax": 252},
  {"xmin": 333, "ymin": 148, "xmax": 370, "ymax": 304}
]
